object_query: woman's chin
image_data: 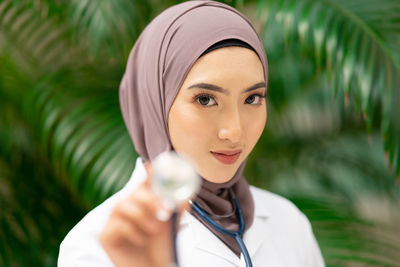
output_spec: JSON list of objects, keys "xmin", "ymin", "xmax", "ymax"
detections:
[
  {"xmin": 190, "ymin": 152, "xmax": 245, "ymax": 183},
  {"xmin": 200, "ymin": 164, "xmax": 241, "ymax": 183}
]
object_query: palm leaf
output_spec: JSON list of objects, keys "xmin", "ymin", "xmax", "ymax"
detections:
[
  {"xmin": 1, "ymin": 0, "xmax": 138, "ymax": 205},
  {"xmin": 67, "ymin": 0, "xmax": 153, "ymax": 60},
  {"xmin": 28, "ymin": 69, "xmax": 137, "ymax": 206},
  {"xmin": 0, "ymin": 55, "xmax": 88, "ymax": 266},
  {"xmin": 0, "ymin": 0, "xmax": 137, "ymax": 265},
  {"xmin": 258, "ymin": 0, "xmax": 400, "ymax": 178}
]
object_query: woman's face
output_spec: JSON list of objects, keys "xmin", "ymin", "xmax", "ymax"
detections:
[{"xmin": 168, "ymin": 46, "xmax": 267, "ymax": 183}]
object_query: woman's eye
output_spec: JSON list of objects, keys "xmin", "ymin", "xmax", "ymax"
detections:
[
  {"xmin": 196, "ymin": 95, "xmax": 216, "ymax": 106},
  {"xmin": 245, "ymin": 94, "xmax": 264, "ymax": 104}
]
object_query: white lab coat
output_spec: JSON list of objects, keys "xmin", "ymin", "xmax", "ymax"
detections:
[{"xmin": 58, "ymin": 157, "xmax": 325, "ymax": 267}]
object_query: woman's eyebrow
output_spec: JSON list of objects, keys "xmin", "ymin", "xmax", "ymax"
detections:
[
  {"xmin": 244, "ymin": 82, "xmax": 267, "ymax": 92},
  {"xmin": 187, "ymin": 82, "xmax": 266, "ymax": 95}
]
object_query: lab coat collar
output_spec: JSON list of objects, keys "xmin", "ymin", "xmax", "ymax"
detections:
[
  {"xmin": 180, "ymin": 187, "xmax": 271, "ymax": 265},
  {"xmin": 180, "ymin": 185, "xmax": 271, "ymax": 224}
]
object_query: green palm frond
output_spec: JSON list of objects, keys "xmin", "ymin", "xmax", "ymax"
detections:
[
  {"xmin": 27, "ymin": 67, "xmax": 137, "ymax": 206},
  {"xmin": 0, "ymin": 54, "xmax": 87, "ymax": 267},
  {"xmin": 66, "ymin": 0, "xmax": 247, "ymax": 59},
  {"xmin": 67, "ymin": 0, "xmax": 153, "ymax": 59},
  {"xmin": 258, "ymin": 0, "xmax": 400, "ymax": 178},
  {"xmin": 295, "ymin": 194, "xmax": 400, "ymax": 266},
  {"xmin": 0, "ymin": 0, "xmax": 72, "ymax": 73},
  {"xmin": 1, "ymin": 0, "xmax": 138, "ymax": 264},
  {"xmin": 1, "ymin": 0, "xmax": 137, "ymax": 206}
]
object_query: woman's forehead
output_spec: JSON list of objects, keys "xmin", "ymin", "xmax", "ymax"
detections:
[{"xmin": 181, "ymin": 47, "xmax": 265, "ymax": 86}]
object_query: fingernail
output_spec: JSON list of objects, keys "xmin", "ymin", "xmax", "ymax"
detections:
[
  {"xmin": 156, "ymin": 199, "xmax": 175, "ymax": 221},
  {"xmin": 156, "ymin": 208, "xmax": 171, "ymax": 221}
]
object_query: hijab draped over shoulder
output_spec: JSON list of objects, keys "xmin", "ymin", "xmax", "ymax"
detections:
[{"xmin": 119, "ymin": 0, "xmax": 268, "ymax": 256}]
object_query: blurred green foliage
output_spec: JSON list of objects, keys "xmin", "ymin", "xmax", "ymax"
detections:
[{"xmin": 0, "ymin": 0, "xmax": 399, "ymax": 266}]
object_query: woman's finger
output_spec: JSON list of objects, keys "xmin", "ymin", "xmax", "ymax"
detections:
[
  {"xmin": 100, "ymin": 215, "xmax": 146, "ymax": 248},
  {"xmin": 128, "ymin": 184, "xmax": 160, "ymax": 215},
  {"xmin": 130, "ymin": 178, "xmax": 174, "ymax": 222},
  {"xmin": 114, "ymin": 196, "xmax": 162, "ymax": 236}
]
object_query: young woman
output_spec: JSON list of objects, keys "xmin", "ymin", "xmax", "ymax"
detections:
[{"xmin": 58, "ymin": 1, "xmax": 325, "ymax": 266}]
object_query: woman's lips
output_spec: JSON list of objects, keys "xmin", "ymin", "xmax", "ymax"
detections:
[{"xmin": 210, "ymin": 150, "xmax": 242, "ymax": 165}]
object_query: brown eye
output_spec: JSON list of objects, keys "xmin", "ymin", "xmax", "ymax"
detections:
[
  {"xmin": 245, "ymin": 95, "xmax": 256, "ymax": 104},
  {"xmin": 195, "ymin": 94, "xmax": 216, "ymax": 106},
  {"xmin": 198, "ymin": 96, "xmax": 210, "ymax": 105},
  {"xmin": 245, "ymin": 94, "xmax": 264, "ymax": 104}
]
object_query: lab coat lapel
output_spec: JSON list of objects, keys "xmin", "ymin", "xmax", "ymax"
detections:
[
  {"xmin": 179, "ymin": 188, "xmax": 271, "ymax": 264},
  {"xmin": 180, "ymin": 211, "xmax": 239, "ymax": 265},
  {"xmin": 193, "ymin": 218, "xmax": 239, "ymax": 264},
  {"xmin": 243, "ymin": 213, "xmax": 269, "ymax": 258},
  {"xmin": 243, "ymin": 187, "xmax": 270, "ymax": 258}
]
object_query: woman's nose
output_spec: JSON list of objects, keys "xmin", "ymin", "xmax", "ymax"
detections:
[{"xmin": 218, "ymin": 110, "xmax": 242, "ymax": 143}]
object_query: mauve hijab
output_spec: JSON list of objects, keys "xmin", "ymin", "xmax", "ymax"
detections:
[{"xmin": 119, "ymin": 0, "xmax": 268, "ymax": 256}]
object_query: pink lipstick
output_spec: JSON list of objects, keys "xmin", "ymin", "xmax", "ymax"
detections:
[{"xmin": 210, "ymin": 150, "xmax": 242, "ymax": 165}]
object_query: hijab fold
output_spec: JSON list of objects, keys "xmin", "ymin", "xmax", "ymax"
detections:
[{"xmin": 119, "ymin": 0, "xmax": 268, "ymax": 256}]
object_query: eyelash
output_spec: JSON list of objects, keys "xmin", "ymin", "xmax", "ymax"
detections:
[{"xmin": 192, "ymin": 92, "xmax": 266, "ymax": 107}]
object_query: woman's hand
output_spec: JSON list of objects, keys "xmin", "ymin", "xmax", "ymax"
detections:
[{"xmin": 99, "ymin": 163, "xmax": 179, "ymax": 267}]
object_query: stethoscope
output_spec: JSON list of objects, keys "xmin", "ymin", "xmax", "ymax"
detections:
[
  {"xmin": 189, "ymin": 191, "xmax": 253, "ymax": 267},
  {"xmin": 171, "ymin": 194, "xmax": 252, "ymax": 267},
  {"xmin": 152, "ymin": 152, "xmax": 252, "ymax": 267}
]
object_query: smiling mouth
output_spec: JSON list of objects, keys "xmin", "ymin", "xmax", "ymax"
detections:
[{"xmin": 210, "ymin": 150, "xmax": 242, "ymax": 165}]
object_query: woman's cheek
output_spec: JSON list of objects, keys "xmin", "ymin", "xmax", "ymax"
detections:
[
  {"xmin": 254, "ymin": 112, "xmax": 266, "ymax": 142},
  {"xmin": 171, "ymin": 106, "xmax": 213, "ymax": 156},
  {"xmin": 245, "ymin": 108, "xmax": 266, "ymax": 149},
  {"xmin": 179, "ymin": 106, "xmax": 210, "ymax": 137}
]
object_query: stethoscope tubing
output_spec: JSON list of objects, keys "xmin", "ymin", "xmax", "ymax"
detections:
[
  {"xmin": 171, "ymin": 210, "xmax": 180, "ymax": 267},
  {"xmin": 171, "ymin": 198, "xmax": 253, "ymax": 267},
  {"xmin": 190, "ymin": 198, "xmax": 253, "ymax": 267}
]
